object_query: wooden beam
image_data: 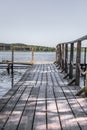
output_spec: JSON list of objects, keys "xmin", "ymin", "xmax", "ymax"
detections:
[
  {"xmin": 61, "ymin": 44, "xmax": 64, "ymax": 70},
  {"xmin": 11, "ymin": 48, "xmax": 14, "ymax": 75},
  {"xmin": 65, "ymin": 44, "xmax": 68, "ymax": 73},
  {"xmin": 84, "ymin": 48, "xmax": 86, "ymax": 71},
  {"xmin": 58, "ymin": 44, "xmax": 62, "ymax": 68},
  {"xmin": 56, "ymin": 45, "xmax": 60, "ymax": 64},
  {"xmin": 69, "ymin": 43, "xmax": 74, "ymax": 79},
  {"xmin": 32, "ymin": 48, "xmax": 34, "ymax": 63},
  {"xmin": 56, "ymin": 35, "xmax": 87, "ymax": 47},
  {"xmin": 75, "ymin": 41, "xmax": 81, "ymax": 85}
]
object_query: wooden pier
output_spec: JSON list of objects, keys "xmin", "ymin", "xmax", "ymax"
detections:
[
  {"xmin": 56, "ymin": 35, "xmax": 87, "ymax": 95},
  {"xmin": 1, "ymin": 35, "xmax": 87, "ymax": 130},
  {"xmin": 0, "ymin": 64, "xmax": 87, "ymax": 130}
]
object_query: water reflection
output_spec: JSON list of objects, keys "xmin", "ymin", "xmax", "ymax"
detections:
[
  {"xmin": 11, "ymin": 70, "xmax": 14, "ymax": 88},
  {"xmin": 0, "ymin": 65, "xmax": 27, "ymax": 98}
]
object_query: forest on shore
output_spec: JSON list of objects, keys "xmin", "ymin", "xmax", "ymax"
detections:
[{"xmin": 0, "ymin": 43, "xmax": 55, "ymax": 52}]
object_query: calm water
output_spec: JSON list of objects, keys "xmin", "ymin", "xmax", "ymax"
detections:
[
  {"xmin": 0, "ymin": 52, "xmax": 56, "ymax": 98},
  {"xmin": 0, "ymin": 51, "xmax": 86, "ymax": 98},
  {"xmin": 0, "ymin": 51, "xmax": 56, "ymax": 62}
]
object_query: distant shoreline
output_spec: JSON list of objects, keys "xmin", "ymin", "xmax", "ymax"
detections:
[
  {"xmin": 0, "ymin": 50, "xmax": 55, "ymax": 52},
  {"xmin": 0, "ymin": 43, "xmax": 55, "ymax": 52}
]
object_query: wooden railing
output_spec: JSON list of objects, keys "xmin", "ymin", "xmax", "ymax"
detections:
[{"xmin": 55, "ymin": 35, "xmax": 87, "ymax": 95}]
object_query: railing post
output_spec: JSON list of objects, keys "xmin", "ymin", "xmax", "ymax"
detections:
[
  {"xmin": 69, "ymin": 43, "xmax": 74, "ymax": 79},
  {"xmin": 56, "ymin": 45, "xmax": 59, "ymax": 64},
  {"xmin": 11, "ymin": 47, "xmax": 14, "ymax": 75},
  {"xmin": 32, "ymin": 48, "xmax": 34, "ymax": 63},
  {"xmin": 65, "ymin": 44, "xmax": 68, "ymax": 73},
  {"xmin": 58, "ymin": 44, "xmax": 62, "ymax": 68},
  {"xmin": 75, "ymin": 41, "xmax": 81, "ymax": 85},
  {"xmin": 85, "ymin": 67, "xmax": 87, "ymax": 95},
  {"xmin": 84, "ymin": 48, "xmax": 86, "ymax": 71},
  {"xmin": 61, "ymin": 44, "xmax": 64, "ymax": 70},
  {"xmin": 11, "ymin": 47, "xmax": 14, "ymax": 87}
]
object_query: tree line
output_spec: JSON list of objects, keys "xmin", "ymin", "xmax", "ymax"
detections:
[{"xmin": 0, "ymin": 43, "xmax": 55, "ymax": 52}]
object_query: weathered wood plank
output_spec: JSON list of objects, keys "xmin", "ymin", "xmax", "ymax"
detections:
[
  {"xmin": 0, "ymin": 66, "xmax": 35, "ymax": 129},
  {"xmin": 47, "ymin": 69, "xmax": 61, "ymax": 130},
  {"xmin": 57, "ymin": 66, "xmax": 87, "ymax": 130},
  {"xmin": 0, "ymin": 64, "xmax": 87, "ymax": 130},
  {"xmin": 0, "ymin": 82, "xmax": 27, "ymax": 129},
  {"xmin": 18, "ymin": 65, "xmax": 42, "ymax": 130},
  {"xmin": 3, "ymin": 86, "xmax": 32, "ymax": 130},
  {"xmin": 0, "ymin": 69, "xmax": 29, "ymax": 111},
  {"xmin": 33, "ymin": 84, "xmax": 46, "ymax": 130},
  {"xmin": 18, "ymin": 85, "xmax": 40, "ymax": 130}
]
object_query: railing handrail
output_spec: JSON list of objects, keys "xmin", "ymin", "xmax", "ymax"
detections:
[
  {"xmin": 56, "ymin": 35, "xmax": 87, "ymax": 46},
  {"xmin": 56, "ymin": 35, "xmax": 87, "ymax": 96}
]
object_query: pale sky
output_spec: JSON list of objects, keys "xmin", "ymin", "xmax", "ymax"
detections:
[{"xmin": 0, "ymin": 0, "xmax": 87, "ymax": 47}]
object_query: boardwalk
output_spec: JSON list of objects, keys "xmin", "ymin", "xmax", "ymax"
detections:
[{"xmin": 0, "ymin": 64, "xmax": 87, "ymax": 130}]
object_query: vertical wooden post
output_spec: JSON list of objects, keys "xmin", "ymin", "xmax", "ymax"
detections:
[
  {"xmin": 69, "ymin": 43, "xmax": 74, "ymax": 79},
  {"xmin": 61, "ymin": 44, "xmax": 64, "ymax": 70},
  {"xmin": 56, "ymin": 45, "xmax": 59, "ymax": 64},
  {"xmin": 59, "ymin": 44, "xmax": 62, "ymax": 68},
  {"xmin": 65, "ymin": 44, "xmax": 68, "ymax": 73},
  {"xmin": 56, "ymin": 46, "xmax": 57, "ymax": 63},
  {"xmin": 75, "ymin": 41, "xmax": 81, "ymax": 85},
  {"xmin": 84, "ymin": 48, "xmax": 86, "ymax": 71},
  {"xmin": 11, "ymin": 47, "xmax": 14, "ymax": 87},
  {"xmin": 85, "ymin": 66, "xmax": 87, "ymax": 95},
  {"xmin": 58, "ymin": 44, "xmax": 61, "ymax": 67},
  {"xmin": 11, "ymin": 47, "xmax": 14, "ymax": 75},
  {"xmin": 32, "ymin": 48, "xmax": 34, "ymax": 63}
]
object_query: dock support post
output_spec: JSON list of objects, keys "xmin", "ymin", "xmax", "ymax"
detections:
[
  {"xmin": 61, "ymin": 44, "xmax": 64, "ymax": 71},
  {"xmin": 69, "ymin": 43, "xmax": 74, "ymax": 79},
  {"xmin": 56, "ymin": 45, "xmax": 60, "ymax": 64},
  {"xmin": 75, "ymin": 41, "xmax": 81, "ymax": 86},
  {"xmin": 11, "ymin": 47, "xmax": 14, "ymax": 87},
  {"xmin": 84, "ymin": 48, "xmax": 86, "ymax": 71},
  {"xmin": 65, "ymin": 44, "xmax": 68, "ymax": 73},
  {"xmin": 57, "ymin": 44, "xmax": 61, "ymax": 68},
  {"xmin": 11, "ymin": 47, "xmax": 14, "ymax": 75},
  {"xmin": 32, "ymin": 48, "xmax": 34, "ymax": 63}
]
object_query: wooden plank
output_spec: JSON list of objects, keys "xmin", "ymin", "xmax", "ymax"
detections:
[
  {"xmin": 68, "ymin": 98, "xmax": 87, "ymax": 130},
  {"xmin": 57, "ymin": 67, "xmax": 87, "ymax": 130},
  {"xmin": 47, "ymin": 67, "xmax": 61, "ymax": 130},
  {"xmin": 18, "ymin": 85, "xmax": 40, "ymax": 130},
  {"xmin": 33, "ymin": 84, "xmax": 46, "ymax": 130},
  {"xmin": 18, "ymin": 64, "xmax": 42, "ymax": 130},
  {"xmin": 1, "ymin": 64, "xmax": 87, "ymax": 130},
  {"xmin": 32, "ymin": 65, "xmax": 47, "ymax": 130},
  {"xmin": 52, "ymin": 67, "xmax": 80, "ymax": 130},
  {"xmin": 0, "ymin": 70, "xmax": 28, "ymax": 111},
  {"xmin": 3, "ymin": 85, "xmax": 32, "ymax": 130},
  {"xmin": 57, "ymin": 99, "xmax": 80, "ymax": 130},
  {"xmin": 0, "ymin": 66, "xmax": 34, "ymax": 129},
  {"xmin": 47, "ymin": 86, "xmax": 61, "ymax": 130},
  {"xmin": 0, "ymin": 82, "xmax": 26, "ymax": 129}
]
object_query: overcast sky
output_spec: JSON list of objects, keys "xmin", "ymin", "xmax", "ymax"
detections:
[{"xmin": 0, "ymin": 0, "xmax": 87, "ymax": 47}]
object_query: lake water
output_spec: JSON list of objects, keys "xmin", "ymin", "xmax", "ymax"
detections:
[
  {"xmin": 0, "ymin": 51, "xmax": 56, "ymax": 62},
  {"xmin": 0, "ymin": 52, "xmax": 56, "ymax": 98},
  {"xmin": 0, "ymin": 51, "xmax": 86, "ymax": 98}
]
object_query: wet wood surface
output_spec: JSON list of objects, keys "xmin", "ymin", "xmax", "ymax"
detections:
[{"xmin": 0, "ymin": 64, "xmax": 87, "ymax": 130}]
